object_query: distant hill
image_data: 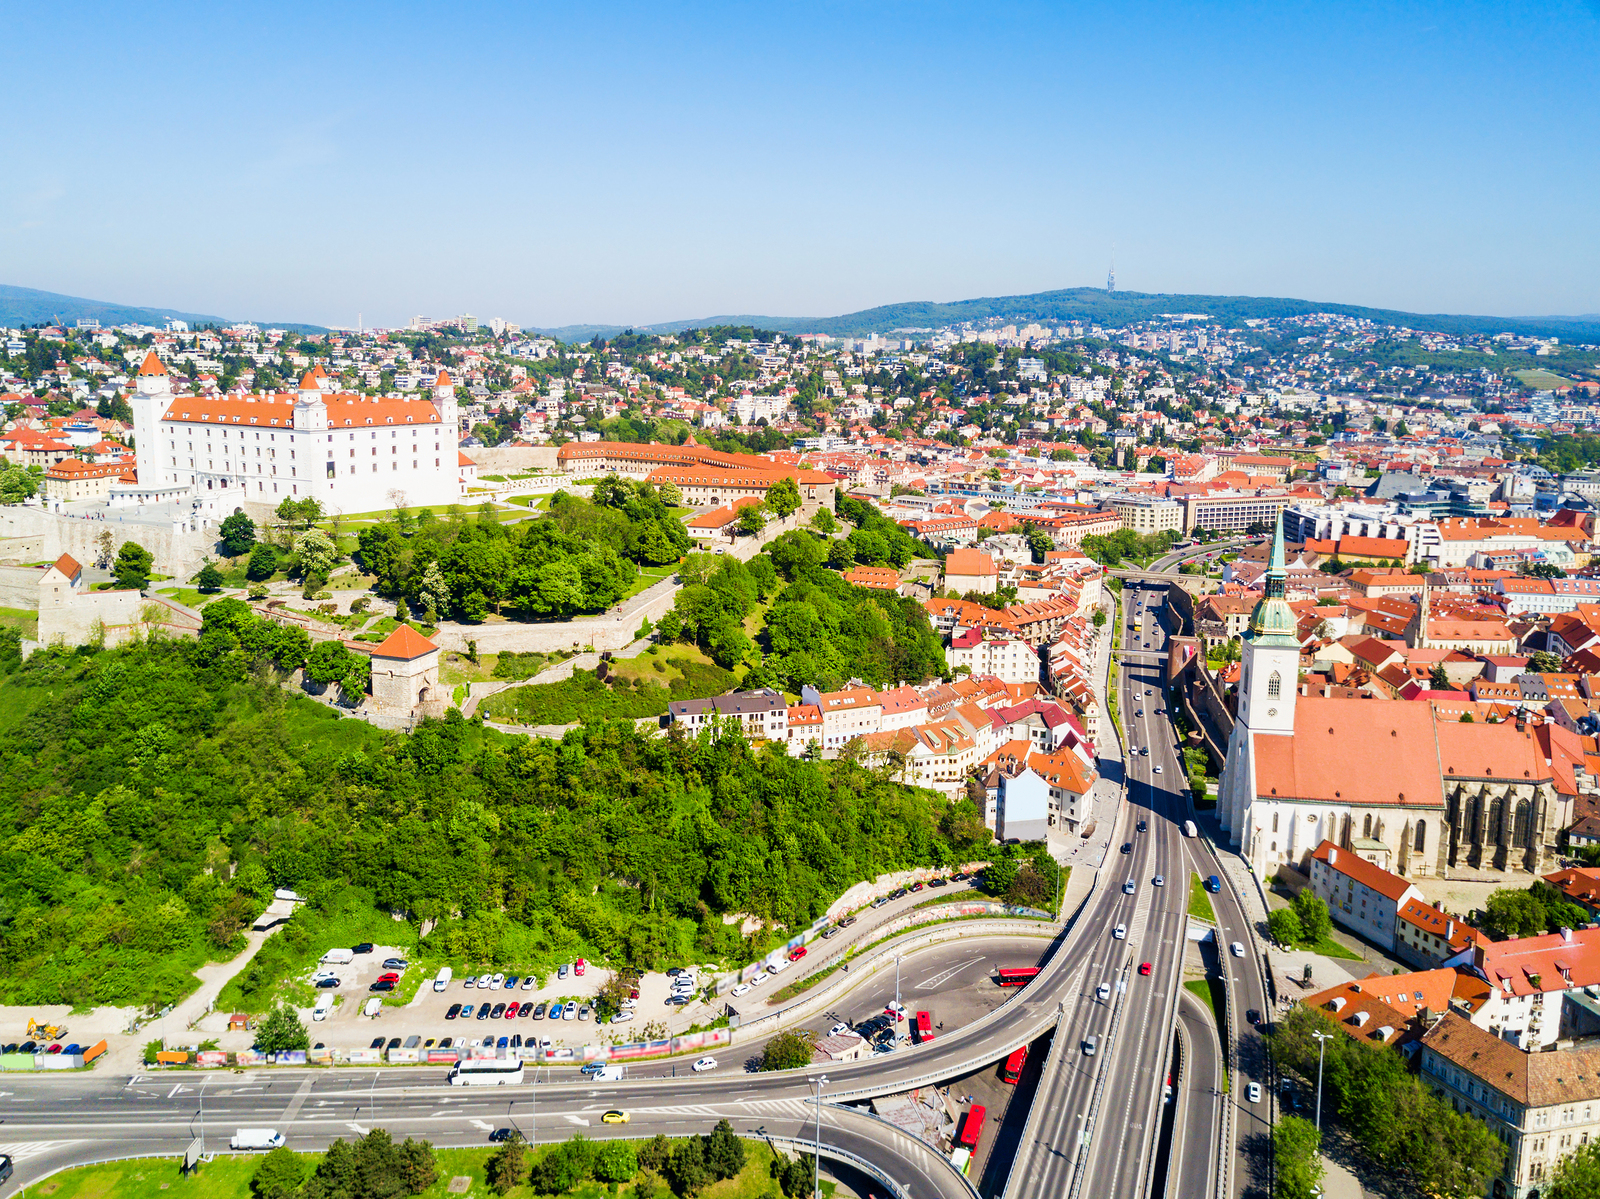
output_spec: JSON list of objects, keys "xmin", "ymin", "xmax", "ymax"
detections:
[
  {"xmin": 529, "ymin": 286, "xmax": 1600, "ymax": 344},
  {"xmin": 0, "ymin": 284, "xmax": 325, "ymax": 333}
]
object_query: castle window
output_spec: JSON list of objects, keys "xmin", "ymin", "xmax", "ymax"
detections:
[
  {"xmin": 1267, "ymin": 671, "xmax": 1281, "ymax": 699},
  {"xmin": 1415, "ymin": 820, "xmax": 1426, "ymax": 853},
  {"xmin": 1272, "ymin": 811, "xmax": 1279, "ymax": 833}
]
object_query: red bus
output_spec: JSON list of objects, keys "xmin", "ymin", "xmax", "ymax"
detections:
[
  {"xmin": 914, "ymin": 1011, "xmax": 934, "ymax": 1044},
  {"xmin": 1000, "ymin": 1045, "xmax": 1028, "ymax": 1084},
  {"xmin": 996, "ymin": 966, "xmax": 1040, "ymax": 987},
  {"xmin": 955, "ymin": 1104, "xmax": 986, "ymax": 1152}
]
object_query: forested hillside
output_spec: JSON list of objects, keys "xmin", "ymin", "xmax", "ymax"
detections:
[{"xmin": 0, "ymin": 627, "xmax": 986, "ymax": 1010}]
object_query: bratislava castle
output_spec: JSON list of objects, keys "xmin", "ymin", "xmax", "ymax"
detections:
[{"xmin": 122, "ymin": 351, "xmax": 462, "ymax": 513}]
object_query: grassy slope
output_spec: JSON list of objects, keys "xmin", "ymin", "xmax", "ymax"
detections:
[{"xmin": 23, "ymin": 1141, "xmax": 809, "ymax": 1199}]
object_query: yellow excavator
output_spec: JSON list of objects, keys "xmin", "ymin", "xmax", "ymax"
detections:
[{"xmin": 25, "ymin": 1018, "xmax": 65, "ymax": 1041}]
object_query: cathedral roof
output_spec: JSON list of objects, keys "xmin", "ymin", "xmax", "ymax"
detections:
[{"xmin": 1254, "ymin": 695, "xmax": 1558, "ymax": 807}]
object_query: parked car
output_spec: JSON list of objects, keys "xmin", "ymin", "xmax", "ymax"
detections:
[
  {"xmin": 611, "ymin": 1012, "xmax": 635, "ymax": 1024},
  {"xmin": 870, "ymin": 896, "xmax": 890, "ymax": 909},
  {"xmin": 578, "ymin": 1005, "xmax": 591, "ymax": 1021},
  {"xmin": 489, "ymin": 1003, "xmax": 506, "ymax": 1019},
  {"xmin": 491, "ymin": 973, "xmax": 505, "ymax": 987},
  {"xmin": 316, "ymin": 977, "xmax": 340, "ymax": 989},
  {"xmin": 496, "ymin": 1036, "xmax": 508, "ymax": 1049},
  {"xmin": 520, "ymin": 975, "xmax": 536, "ymax": 990},
  {"xmin": 562, "ymin": 1004, "xmax": 576, "ymax": 1021},
  {"xmin": 928, "ymin": 877, "xmax": 948, "ymax": 888},
  {"xmin": 459, "ymin": 1004, "xmax": 474, "ymax": 1019},
  {"xmin": 377, "ymin": 972, "xmax": 400, "ymax": 983},
  {"xmin": 909, "ymin": 881, "xmax": 923, "ymax": 893},
  {"xmin": 517, "ymin": 1002, "xmax": 533, "ymax": 1017},
  {"xmin": 446, "ymin": 1004, "xmax": 462, "ymax": 1020},
  {"xmin": 951, "ymin": 871, "xmax": 968, "ymax": 882},
  {"xmin": 476, "ymin": 1005, "xmax": 491, "ymax": 1020},
  {"xmin": 370, "ymin": 1037, "xmax": 385, "ymax": 1050},
  {"xmin": 827, "ymin": 1023, "xmax": 850, "ymax": 1038},
  {"xmin": 352, "ymin": 943, "xmax": 375, "ymax": 954},
  {"xmin": 476, "ymin": 973, "xmax": 493, "ymax": 988},
  {"xmin": 821, "ymin": 926, "xmax": 841, "ymax": 939},
  {"xmin": 731, "ymin": 983, "xmax": 751, "ymax": 997},
  {"xmin": 788, "ymin": 946, "xmax": 808, "ymax": 962},
  {"xmin": 558, "ymin": 964, "xmax": 569, "ymax": 980},
  {"xmin": 547, "ymin": 1002, "xmax": 564, "ymax": 1020},
  {"xmin": 382, "ymin": 958, "xmax": 408, "ymax": 971},
  {"xmin": 368, "ymin": 980, "xmax": 394, "ymax": 993},
  {"xmin": 889, "ymin": 888, "xmax": 908, "ymax": 900},
  {"xmin": 574, "ymin": 959, "xmax": 587, "ymax": 976},
  {"xmin": 504, "ymin": 975, "xmax": 518, "ymax": 989},
  {"xmin": 533, "ymin": 1003, "xmax": 547, "ymax": 1020},
  {"xmin": 503, "ymin": 1003, "xmax": 519, "ymax": 1020},
  {"xmin": 462, "ymin": 977, "xmax": 475, "ymax": 989}
]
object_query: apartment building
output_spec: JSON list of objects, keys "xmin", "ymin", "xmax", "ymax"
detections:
[
  {"xmin": 799, "ymin": 684, "xmax": 883, "ymax": 751},
  {"xmin": 1307, "ymin": 841, "xmax": 1424, "ymax": 953},
  {"xmin": 666, "ymin": 689, "xmax": 788, "ymax": 740}
]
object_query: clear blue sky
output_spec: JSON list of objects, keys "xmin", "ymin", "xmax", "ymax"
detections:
[{"xmin": 3, "ymin": 1, "xmax": 1596, "ymax": 329}]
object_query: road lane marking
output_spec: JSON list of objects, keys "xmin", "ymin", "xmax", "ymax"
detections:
[{"xmin": 914, "ymin": 956, "xmax": 986, "ymax": 990}]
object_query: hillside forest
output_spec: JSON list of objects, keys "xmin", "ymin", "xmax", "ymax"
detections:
[{"xmin": 0, "ymin": 620, "xmax": 991, "ymax": 1011}]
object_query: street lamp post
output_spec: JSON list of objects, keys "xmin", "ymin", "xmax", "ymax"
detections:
[
  {"xmin": 1311, "ymin": 1030, "xmax": 1332, "ymax": 1131},
  {"xmin": 814, "ymin": 1074, "xmax": 828, "ymax": 1199}
]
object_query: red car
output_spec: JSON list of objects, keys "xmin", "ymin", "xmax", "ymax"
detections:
[
  {"xmin": 788, "ymin": 946, "xmax": 808, "ymax": 962},
  {"xmin": 574, "ymin": 958, "xmax": 586, "ymax": 977},
  {"xmin": 504, "ymin": 1003, "xmax": 519, "ymax": 1019},
  {"xmin": 1138, "ymin": 962, "xmax": 1152, "ymax": 976},
  {"xmin": 377, "ymin": 972, "xmax": 401, "ymax": 984}
]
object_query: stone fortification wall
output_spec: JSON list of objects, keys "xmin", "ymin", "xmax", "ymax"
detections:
[{"xmin": 0, "ymin": 507, "xmax": 214, "ymax": 579}]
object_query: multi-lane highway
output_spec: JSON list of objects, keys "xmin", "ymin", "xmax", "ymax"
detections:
[{"xmin": 0, "ymin": 542, "xmax": 1276, "ymax": 1199}]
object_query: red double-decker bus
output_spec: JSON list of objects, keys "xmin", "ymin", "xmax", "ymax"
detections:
[
  {"xmin": 955, "ymin": 1105, "xmax": 986, "ymax": 1152},
  {"xmin": 996, "ymin": 966, "xmax": 1040, "ymax": 987},
  {"xmin": 914, "ymin": 1011, "xmax": 934, "ymax": 1044},
  {"xmin": 1000, "ymin": 1044, "xmax": 1028, "ymax": 1084}
]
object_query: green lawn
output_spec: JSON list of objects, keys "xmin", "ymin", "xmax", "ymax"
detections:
[
  {"xmin": 158, "ymin": 587, "xmax": 222, "ymax": 609},
  {"xmin": 1184, "ymin": 977, "xmax": 1231, "ymax": 1091},
  {"xmin": 1513, "ymin": 368, "xmax": 1582, "ymax": 391},
  {"xmin": 505, "ymin": 493, "xmax": 548, "ymax": 508},
  {"xmin": 620, "ymin": 563, "xmax": 678, "ymax": 601},
  {"xmin": 1303, "ymin": 933, "xmax": 1363, "ymax": 961},
  {"xmin": 22, "ymin": 1140, "xmax": 815, "ymax": 1199},
  {"xmin": 1188, "ymin": 874, "xmax": 1217, "ymax": 922},
  {"xmin": 0, "ymin": 605, "xmax": 39, "ymax": 639}
]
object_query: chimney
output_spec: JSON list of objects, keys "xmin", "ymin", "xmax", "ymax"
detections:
[
  {"xmin": 1447, "ymin": 920, "xmax": 1455, "ymax": 939},
  {"xmin": 1329, "ymin": 847, "xmax": 1338, "ymax": 865},
  {"xmin": 1562, "ymin": 927, "xmax": 1574, "ymax": 944}
]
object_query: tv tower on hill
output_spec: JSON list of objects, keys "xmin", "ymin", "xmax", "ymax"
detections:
[{"xmin": 1107, "ymin": 245, "xmax": 1116, "ymax": 293}]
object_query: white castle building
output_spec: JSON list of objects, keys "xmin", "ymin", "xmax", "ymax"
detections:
[{"xmin": 119, "ymin": 351, "xmax": 463, "ymax": 514}]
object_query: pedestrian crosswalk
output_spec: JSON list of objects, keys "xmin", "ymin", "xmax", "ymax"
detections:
[
  {"xmin": 625, "ymin": 1099, "xmax": 815, "ymax": 1120},
  {"xmin": 0, "ymin": 1140, "xmax": 79, "ymax": 1164}
]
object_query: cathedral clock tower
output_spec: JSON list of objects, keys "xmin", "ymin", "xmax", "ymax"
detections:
[{"xmin": 1218, "ymin": 513, "xmax": 1301, "ymax": 841}]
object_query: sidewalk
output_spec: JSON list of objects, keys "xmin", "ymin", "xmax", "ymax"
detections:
[{"xmin": 1060, "ymin": 589, "xmax": 1124, "ymax": 912}]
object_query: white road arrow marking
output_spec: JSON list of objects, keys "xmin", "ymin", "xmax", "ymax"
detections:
[
  {"xmin": 470, "ymin": 1119, "xmax": 494, "ymax": 1131},
  {"xmin": 563, "ymin": 1115, "xmax": 590, "ymax": 1126},
  {"xmin": 346, "ymin": 1122, "xmax": 368, "ymax": 1134},
  {"xmin": 915, "ymin": 956, "xmax": 986, "ymax": 990}
]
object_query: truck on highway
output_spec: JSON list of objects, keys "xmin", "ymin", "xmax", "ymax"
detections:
[
  {"xmin": 1183, "ymin": 820, "xmax": 1197, "ymax": 838},
  {"xmin": 433, "ymin": 967, "xmax": 453, "ymax": 992},
  {"xmin": 231, "ymin": 1129, "xmax": 285, "ymax": 1150}
]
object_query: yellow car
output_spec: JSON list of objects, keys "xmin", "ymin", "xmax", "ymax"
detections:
[{"xmin": 601, "ymin": 1111, "xmax": 629, "ymax": 1125}]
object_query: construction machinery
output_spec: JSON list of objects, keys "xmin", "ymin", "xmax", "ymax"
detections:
[{"xmin": 26, "ymin": 1018, "xmax": 66, "ymax": 1041}]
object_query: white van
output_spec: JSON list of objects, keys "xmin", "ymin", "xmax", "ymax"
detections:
[
  {"xmin": 363, "ymin": 997, "xmax": 383, "ymax": 1018},
  {"xmin": 766, "ymin": 957, "xmax": 790, "ymax": 975},
  {"xmin": 321, "ymin": 948, "xmax": 354, "ymax": 965},
  {"xmin": 231, "ymin": 1129, "xmax": 285, "ymax": 1150},
  {"xmin": 313, "ymin": 993, "xmax": 334, "ymax": 1021},
  {"xmin": 434, "ymin": 967, "xmax": 453, "ymax": 993}
]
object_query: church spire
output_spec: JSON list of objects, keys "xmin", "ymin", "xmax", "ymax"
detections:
[{"xmin": 1248, "ymin": 512, "xmax": 1297, "ymax": 642}]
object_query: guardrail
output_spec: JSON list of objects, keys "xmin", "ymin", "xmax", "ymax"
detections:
[
  {"xmin": 996, "ymin": 1006, "xmax": 1068, "ymax": 1199},
  {"xmin": 736, "ymin": 917, "xmax": 1058, "ymax": 1043},
  {"xmin": 1139, "ymin": 927, "xmax": 1187, "ymax": 1199},
  {"xmin": 1068, "ymin": 960, "xmax": 1130, "ymax": 1199},
  {"xmin": 819, "ymin": 1101, "xmax": 982, "ymax": 1199},
  {"xmin": 766, "ymin": 1136, "xmax": 913, "ymax": 1199}
]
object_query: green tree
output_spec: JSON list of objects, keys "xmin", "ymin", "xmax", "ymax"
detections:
[
  {"xmin": 738, "ymin": 504, "xmax": 768, "ymax": 536},
  {"xmin": 113, "ymin": 540, "xmax": 153, "ymax": 590},
  {"xmin": 668, "ymin": 1136, "xmax": 713, "ymax": 1195},
  {"xmin": 657, "ymin": 479, "xmax": 683, "ymax": 506},
  {"xmin": 1292, "ymin": 888, "xmax": 1332, "ymax": 943},
  {"xmin": 197, "ymin": 561, "xmax": 224, "ymax": 592},
  {"xmin": 704, "ymin": 1118, "xmax": 746, "ymax": 1180},
  {"xmin": 247, "ymin": 542, "xmax": 278, "ymax": 581},
  {"xmin": 765, "ymin": 476, "xmax": 801, "ymax": 518},
  {"xmin": 1529, "ymin": 649, "xmax": 1564, "ymax": 673},
  {"xmin": 0, "ymin": 463, "xmax": 41, "ymax": 504},
  {"xmin": 255, "ymin": 1004, "xmax": 308, "ymax": 1054},
  {"xmin": 760, "ymin": 1030, "xmax": 814, "ymax": 1071},
  {"xmin": 397, "ymin": 1138, "xmax": 437, "ymax": 1194},
  {"xmin": 250, "ymin": 1146, "xmax": 305, "ymax": 1199},
  {"xmin": 485, "ymin": 1132, "xmax": 526, "ymax": 1194},
  {"xmin": 295, "ymin": 529, "xmax": 340, "ymax": 583},
  {"xmin": 1268, "ymin": 906, "xmax": 1305, "ymax": 946},
  {"xmin": 276, "ymin": 496, "xmax": 324, "ymax": 529},
  {"xmin": 219, "ymin": 512, "xmax": 257, "ymax": 557},
  {"xmin": 1483, "ymin": 888, "xmax": 1545, "ymax": 939},
  {"xmin": 983, "ymin": 855, "xmax": 1019, "ymax": 896},
  {"xmin": 811, "ymin": 507, "xmax": 838, "ymax": 535},
  {"xmin": 1549, "ymin": 1139, "xmax": 1600, "ymax": 1199},
  {"xmin": 594, "ymin": 1138, "xmax": 639, "ymax": 1184},
  {"xmin": 1273, "ymin": 1115, "xmax": 1323, "ymax": 1199},
  {"xmin": 1429, "ymin": 663, "xmax": 1452, "ymax": 691}
]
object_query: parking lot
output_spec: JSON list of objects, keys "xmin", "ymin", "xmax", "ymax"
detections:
[{"xmin": 298, "ymin": 946, "xmax": 725, "ymax": 1053}]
